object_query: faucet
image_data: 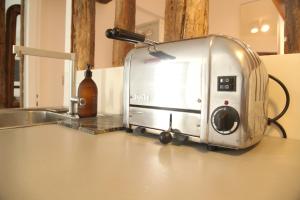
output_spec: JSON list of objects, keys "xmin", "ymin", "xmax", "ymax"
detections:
[
  {"xmin": 70, "ymin": 97, "xmax": 86, "ymax": 116},
  {"xmin": 13, "ymin": 45, "xmax": 83, "ymax": 117}
]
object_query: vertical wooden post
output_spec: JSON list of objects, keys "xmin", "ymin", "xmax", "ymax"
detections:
[
  {"xmin": 285, "ymin": 1, "xmax": 300, "ymax": 53},
  {"xmin": 112, "ymin": 0, "xmax": 136, "ymax": 67},
  {"xmin": 72, "ymin": 0, "xmax": 95, "ymax": 70},
  {"xmin": 164, "ymin": 0, "xmax": 208, "ymax": 42},
  {"xmin": 0, "ymin": 0, "xmax": 5, "ymax": 108}
]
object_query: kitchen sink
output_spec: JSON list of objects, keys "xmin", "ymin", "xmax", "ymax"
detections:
[{"xmin": 0, "ymin": 109, "xmax": 67, "ymax": 130}]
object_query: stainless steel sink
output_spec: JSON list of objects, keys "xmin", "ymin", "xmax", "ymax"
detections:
[{"xmin": 0, "ymin": 109, "xmax": 67, "ymax": 130}]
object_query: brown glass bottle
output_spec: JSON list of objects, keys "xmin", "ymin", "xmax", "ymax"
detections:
[{"xmin": 78, "ymin": 65, "xmax": 98, "ymax": 118}]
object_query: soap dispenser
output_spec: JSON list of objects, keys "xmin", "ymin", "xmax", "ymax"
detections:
[{"xmin": 78, "ymin": 64, "xmax": 98, "ymax": 118}]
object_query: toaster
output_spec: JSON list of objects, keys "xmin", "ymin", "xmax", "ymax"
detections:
[{"xmin": 107, "ymin": 28, "xmax": 270, "ymax": 149}]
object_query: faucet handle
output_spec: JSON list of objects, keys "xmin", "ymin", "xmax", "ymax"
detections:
[{"xmin": 69, "ymin": 97, "xmax": 85, "ymax": 116}]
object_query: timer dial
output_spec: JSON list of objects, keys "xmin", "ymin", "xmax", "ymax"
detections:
[{"xmin": 211, "ymin": 106, "xmax": 240, "ymax": 135}]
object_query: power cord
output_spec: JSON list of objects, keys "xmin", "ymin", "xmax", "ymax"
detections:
[{"xmin": 268, "ymin": 74, "xmax": 290, "ymax": 138}]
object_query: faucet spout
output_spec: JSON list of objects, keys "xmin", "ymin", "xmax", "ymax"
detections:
[{"xmin": 13, "ymin": 45, "xmax": 78, "ymax": 117}]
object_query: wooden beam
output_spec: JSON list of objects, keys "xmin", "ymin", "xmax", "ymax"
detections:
[
  {"xmin": 164, "ymin": 0, "xmax": 209, "ymax": 42},
  {"xmin": 0, "ymin": 0, "xmax": 5, "ymax": 108},
  {"xmin": 285, "ymin": 1, "xmax": 300, "ymax": 53},
  {"xmin": 96, "ymin": 0, "xmax": 112, "ymax": 4},
  {"xmin": 112, "ymin": 0, "xmax": 136, "ymax": 67},
  {"xmin": 72, "ymin": 0, "xmax": 95, "ymax": 70}
]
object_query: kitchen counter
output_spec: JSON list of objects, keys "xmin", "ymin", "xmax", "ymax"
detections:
[{"xmin": 0, "ymin": 125, "xmax": 300, "ymax": 200}]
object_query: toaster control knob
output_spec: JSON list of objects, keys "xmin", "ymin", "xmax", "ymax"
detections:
[
  {"xmin": 159, "ymin": 131, "xmax": 172, "ymax": 144},
  {"xmin": 211, "ymin": 106, "xmax": 240, "ymax": 135}
]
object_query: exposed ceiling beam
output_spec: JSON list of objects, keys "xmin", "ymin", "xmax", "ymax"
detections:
[
  {"xmin": 285, "ymin": 0, "xmax": 300, "ymax": 53},
  {"xmin": 72, "ymin": 0, "xmax": 95, "ymax": 70},
  {"xmin": 96, "ymin": 0, "xmax": 112, "ymax": 4},
  {"xmin": 164, "ymin": 0, "xmax": 208, "ymax": 42},
  {"xmin": 112, "ymin": 0, "xmax": 136, "ymax": 66}
]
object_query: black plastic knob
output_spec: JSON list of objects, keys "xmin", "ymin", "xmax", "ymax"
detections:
[
  {"xmin": 159, "ymin": 131, "xmax": 172, "ymax": 144},
  {"xmin": 211, "ymin": 106, "xmax": 240, "ymax": 135}
]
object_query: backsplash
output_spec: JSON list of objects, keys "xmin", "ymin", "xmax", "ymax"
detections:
[{"xmin": 76, "ymin": 67, "xmax": 123, "ymax": 115}]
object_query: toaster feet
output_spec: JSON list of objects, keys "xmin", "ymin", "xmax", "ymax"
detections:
[
  {"xmin": 125, "ymin": 125, "xmax": 133, "ymax": 133},
  {"xmin": 207, "ymin": 145, "xmax": 218, "ymax": 151},
  {"xmin": 134, "ymin": 126, "xmax": 146, "ymax": 134},
  {"xmin": 172, "ymin": 129, "xmax": 188, "ymax": 145},
  {"xmin": 125, "ymin": 128, "xmax": 133, "ymax": 133}
]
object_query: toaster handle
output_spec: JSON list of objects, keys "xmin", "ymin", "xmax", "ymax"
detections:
[{"xmin": 106, "ymin": 28, "xmax": 146, "ymax": 44}]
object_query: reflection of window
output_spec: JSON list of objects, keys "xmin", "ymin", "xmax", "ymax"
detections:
[
  {"xmin": 240, "ymin": 0, "xmax": 283, "ymax": 54},
  {"xmin": 136, "ymin": 19, "xmax": 164, "ymax": 43}
]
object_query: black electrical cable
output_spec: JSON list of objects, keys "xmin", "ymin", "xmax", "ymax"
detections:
[
  {"xmin": 267, "ymin": 74, "xmax": 290, "ymax": 138},
  {"xmin": 269, "ymin": 120, "xmax": 287, "ymax": 138}
]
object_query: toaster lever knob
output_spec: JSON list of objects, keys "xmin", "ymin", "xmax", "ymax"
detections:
[
  {"xmin": 159, "ymin": 131, "xmax": 172, "ymax": 144},
  {"xmin": 211, "ymin": 106, "xmax": 240, "ymax": 135}
]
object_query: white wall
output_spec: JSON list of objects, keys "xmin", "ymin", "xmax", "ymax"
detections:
[
  {"xmin": 63, "ymin": 0, "xmax": 73, "ymax": 107},
  {"xmin": 209, "ymin": 0, "xmax": 282, "ymax": 53},
  {"xmin": 24, "ymin": 0, "xmax": 41, "ymax": 107},
  {"xmin": 94, "ymin": 0, "xmax": 165, "ymax": 69},
  {"xmin": 209, "ymin": 0, "xmax": 246, "ymax": 37},
  {"xmin": 262, "ymin": 54, "xmax": 300, "ymax": 140},
  {"xmin": 94, "ymin": 1, "xmax": 115, "ymax": 68},
  {"xmin": 38, "ymin": 0, "xmax": 65, "ymax": 107},
  {"xmin": 24, "ymin": 0, "xmax": 66, "ymax": 107},
  {"xmin": 77, "ymin": 67, "xmax": 124, "ymax": 115},
  {"xmin": 136, "ymin": 0, "xmax": 165, "ymax": 25},
  {"xmin": 239, "ymin": 0, "xmax": 280, "ymax": 53}
]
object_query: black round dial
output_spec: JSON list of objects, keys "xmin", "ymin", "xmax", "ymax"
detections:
[{"xmin": 211, "ymin": 106, "xmax": 240, "ymax": 135}]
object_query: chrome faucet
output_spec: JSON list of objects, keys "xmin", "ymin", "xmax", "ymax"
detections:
[
  {"xmin": 13, "ymin": 45, "xmax": 82, "ymax": 117},
  {"xmin": 70, "ymin": 97, "xmax": 86, "ymax": 116}
]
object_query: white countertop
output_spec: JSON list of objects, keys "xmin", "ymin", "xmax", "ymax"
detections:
[{"xmin": 0, "ymin": 125, "xmax": 300, "ymax": 200}]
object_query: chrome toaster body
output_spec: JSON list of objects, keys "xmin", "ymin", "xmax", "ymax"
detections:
[{"xmin": 123, "ymin": 36, "xmax": 269, "ymax": 149}]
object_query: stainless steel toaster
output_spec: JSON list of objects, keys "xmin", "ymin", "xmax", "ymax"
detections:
[
  {"xmin": 120, "ymin": 35, "xmax": 269, "ymax": 149},
  {"xmin": 105, "ymin": 27, "xmax": 271, "ymax": 149}
]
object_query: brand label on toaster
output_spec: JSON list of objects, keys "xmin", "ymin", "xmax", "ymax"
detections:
[{"xmin": 130, "ymin": 94, "xmax": 150, "ymax": 104}]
